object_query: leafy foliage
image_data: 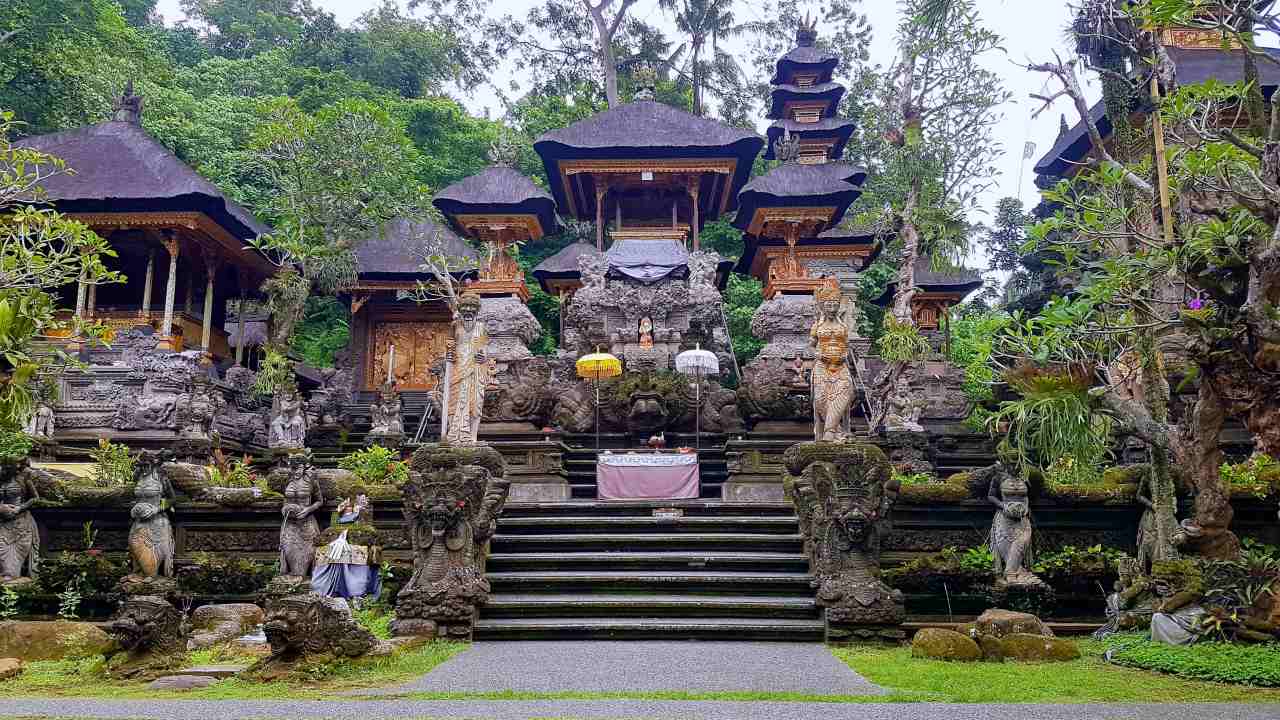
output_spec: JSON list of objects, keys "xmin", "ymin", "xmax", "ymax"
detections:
[
  {"xmin": 986, "ymin": 368, "xmax": 1111, "ymax": 481},
  {"xmin": 89, "ymin": 439, "xmax": 134, "ymax": 488},
  {"xmin": 1219, "ymin": 454, "xmax": 1279, "ymax": 499},
  {"xmin": 338, "ymin": 445, "xmax": 409, "ymax": 487},
  {"xmin": 0, "ymin": 427, "xmax": 33, "ymax": 462},
  {"xmin": 177, "ymin": 552, "xmax": 274, "ymax": 596},
  {"xmin": 1106, "ymin": 636, "xmax": 1280, "ymax": 687},
  {"xmin": 723, "ymin": 274, "xmax": 764, "ymax": 368},
  {"xmin": 291, "ymin": 297, "xmax": 350, "ymax": 369},
  {"xmin": 876, "ymin": 315, "xmax": 930, "ymax": 362}
]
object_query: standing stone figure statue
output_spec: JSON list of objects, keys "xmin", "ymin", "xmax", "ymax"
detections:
[
  {"xmin": 984, "ymin": 459, "xmax": 1040, "ymax": 586},
  {"xmin": 269, "ymin": 388, "xmax": 307, "ymax": 450},
  {"xmin": 369, "ymin": 381, "xmax": 404, "ymax": 435},
  {"xmin": 443, "ymin": 292, "xmax": 491, "ymax": 445},
  {"xmin": 0, "ymin": 456, "xmax": 40, "ymax": 584},
  {"xmin": 24, "ymin": 401, "xmax": 55, "ymax": 440},
  {"xmin": 279, "ymin": 452, "xmax": 324, "ymax": 579},
  {"xmin": 128, "ymin": 451, "xmax": 176, "ymax": 578},
  {"xmin": 811, "ymin": 283, "xmax": 853, "ymax": 442}
]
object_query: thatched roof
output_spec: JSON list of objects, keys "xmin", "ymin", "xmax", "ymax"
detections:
[
  {"xmin": 355, "ymin": 217, "xmax": 478, "ymax": 278},
  {"xmin": 16, "ymin": 120, "xmax": 271, "ymax": 241},
  {"xmin": 1034, "ymin": 46, "xmax": 1280, "ymax": 179},
  {"xmin": 530, "ymin": 241, "xmax": 601, "ymax": 293},
  {"xmin": 764, "ymin": 118, "xmax": 857, "ymax": 160},
  {"xmin": 872, "ymin": 257, "xmax": 983, "ymax": 306},
  {"xmin": 533, "ymin": 100, "xmax": 765, "ymax": 221},
  {"xmin": 767, "ymin": 82, "xmax": 845, "ymax": 120},
  {"xmin": 433, "ymin": 165, "xmax": 559, "ymax": 237},
  {"xmin": 733, "ymin": 163, "xmax": 864, "ymax": 234},
  {"xmin": 771, "ymin": 45, "xmax": 840, "ymax": 85}
]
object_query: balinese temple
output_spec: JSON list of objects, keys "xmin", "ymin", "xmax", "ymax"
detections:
[
  {"xmin": 1035, "ymin": 13, "xmax": 1280, "ymax": 189},
  {"xmin": 346, "ymin": 216, "xmax": 478, "ymax": 396},
  {"xmin": 871, "ymin": 257, "xmax": 983, "ymax": 350},
  {"xmin": 16, "ymin": 85, "xmax": 274, "ymax": 366},
  {"xmin": 734, "ymin": 21, "xmax": 875, "ymax": 298}
]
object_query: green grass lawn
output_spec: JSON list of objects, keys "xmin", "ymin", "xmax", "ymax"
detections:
[
  {"xmin": 834, "ymin": 639, "xmax": 1280, "ymax": 703},
  {"xmin": 0, "ymin": 640, "xmax": 467, "ymax": 700},
  {"xmin": 3, "ymin": 637, "xmax": 1278, "ymax": 704}
]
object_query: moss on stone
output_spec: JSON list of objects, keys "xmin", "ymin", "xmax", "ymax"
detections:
[
  {"xmin": 998, "ymin": 633, "xmax": 1080, "ymax": 662},
  {"xmin": 910, "ymin": 628, "xmax": 982, "ymax": 661}
]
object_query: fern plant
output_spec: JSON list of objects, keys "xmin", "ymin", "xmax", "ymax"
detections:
[
  {"xmin": 876, "ymin": 316, "xmax": 930, "ymax": 362},
  {"xmin": 89, "ymin": 439, "xmax": 134, "ymax": 487}
]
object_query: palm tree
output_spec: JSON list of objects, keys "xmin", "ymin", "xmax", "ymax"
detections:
[{"xmin": 660, "ymin": 0, "xmax": 741, "ymax": 115}]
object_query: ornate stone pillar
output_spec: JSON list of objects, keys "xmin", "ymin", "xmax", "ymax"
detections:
[
  {"xmin": 594, "ymin": 179, "xmax": 606, "ymax": 251},
  {"xmin": 140, "ymin": 247, "xmax": 155, "ymax": 319},
  {"xmin": 159, "ymin": 233, "xmax": 180, "ymax": 350},
  {"xmin": 688, "ymin": 177, "xmax": 701, "ymax": 251},
  {"xmin": 201, "ymin": 255, "xmax": 217, "ymax": 353},
  {"xmin": 235, "ymin": 269, "xmax": 249, "ymax": 366}
]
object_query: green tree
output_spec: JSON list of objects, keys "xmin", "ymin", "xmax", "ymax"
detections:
[
  {"xmin": 246, "ymin": 99, "xmax": 425, "ymax": 383},
  {"xmin": 0, "ymin": 112, "xmax": 121, "ymax": 428},
  {"xmin": 0, "ymin": 0, "xmax": 165, "ymax": 135},
  {"xmin": 180, "ymin": 0, "xmax": 318, "ymax": 59}
]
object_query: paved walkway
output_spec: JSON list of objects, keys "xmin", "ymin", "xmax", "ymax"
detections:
[
  {"xmin": 1, "ymin": 698, "xmax": 1277, "ymax": 720},
  {"xmin": 359, "ymin": 640, "xmax": 883, "ymax": 695}
]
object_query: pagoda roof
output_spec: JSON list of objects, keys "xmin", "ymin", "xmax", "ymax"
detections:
[
  {"xmin": 736, "ymin": 214, "xmax": 881, "ymax": 278},
  {"xmin": 767, "ymin": 82, "xmax": 845, "ymax": 120},
  {"xmin": 354, "ymin": 216, "xmax": 478, "ymax": 280},
  {"xmin": 771, "ymin": 45, "xmax": 840, "ymax": 85},
  {"xmin": 872, "ymin": 257, "xmax": 983, "ymax": 306},
  {"xmin": 16, "ymin": 120, "xmax": 271, "ymax": 243},
  {"xmin": 533, "ymin": 100, "xmax": 764, "ymax": 221},
  {"xmin": 732, "ymin": 162, "xmax": 864, "ymax": 234},
  {"xmin": 432, "ymin": 165, "xmax": 559, "ymax": 238},
  {"xmin": 1034, "ymin": 46, "xmax": 1280, "ymax": 179},
  {"xmin": 530, "ymin": 241, "xmax": 601, "ymax": 293},
  {"xmin": 765, "ymin": 118, "xmax": 856, "ymax": 160}
]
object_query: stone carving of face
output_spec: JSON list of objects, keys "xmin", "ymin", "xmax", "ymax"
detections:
[{"xmin": 820, "ymin": 299, "xmax": 840, "ymax": 318}]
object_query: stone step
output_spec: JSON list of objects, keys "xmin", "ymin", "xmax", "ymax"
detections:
[
  {"xmin": 486, "ymin": 570, "xmax": 814, "ymax": 593},
  {"xmin": 501, "ymin": 500, "xmax": 795, "ymax": 517},
  {"xmin": 473, "ymin": 616, "xmax": 825, "ymax": 640},
  {"xmin": 495, "ymin": 516, "xmax": 798, "ymax": 534},
  {"xmin": 174, "ymin": 664, "xmax": 249, "ymax": 678},
  {"xmin": 491, "ymin": 532, "xmax": 804, "ymax": 552},
  {"xmin": 487, "ymin": 551, "xmax": 809, "ymax": 572},
  {"xmin": 484, "ymin": 593, "xmax": 819, "ymax": 619}
]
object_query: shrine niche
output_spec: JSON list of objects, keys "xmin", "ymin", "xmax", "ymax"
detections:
[{"xmin": 366, "ymin": 320, "xmax": 451, "ymax": 391}]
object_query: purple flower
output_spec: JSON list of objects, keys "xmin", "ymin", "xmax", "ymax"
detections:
[{"xmin": 1187, "ymin": 298, "xmax": 1204, "ymax": 310}]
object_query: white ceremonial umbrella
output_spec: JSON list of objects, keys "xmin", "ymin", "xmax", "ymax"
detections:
[{"xmin": 675, "ymin": 344, "xmax": 719, "ymax": 451}]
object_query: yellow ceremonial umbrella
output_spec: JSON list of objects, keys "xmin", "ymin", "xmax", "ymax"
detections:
[{"xmin": 577, "ymin": 346, "xmax": 621, "ymax": 449}]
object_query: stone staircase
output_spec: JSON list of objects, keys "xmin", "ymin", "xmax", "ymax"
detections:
[{"xmin": 476, "ymin": 500, "xmax": 823, "ymax": 640}]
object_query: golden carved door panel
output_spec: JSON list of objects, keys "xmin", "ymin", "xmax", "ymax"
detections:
[{"xmin": 368, "ymin": 321, "xmax": 450, "ymax": 390}]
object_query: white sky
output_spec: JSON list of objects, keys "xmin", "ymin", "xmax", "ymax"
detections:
[{"xmin": 153, "ymin": 0, "xmax": 1087, "ymax": 229}]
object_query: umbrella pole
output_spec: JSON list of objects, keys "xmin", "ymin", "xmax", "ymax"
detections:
[
  {"xmin": 695, "ymin": 369, "xmax": 701, "ymax": 452},
  {"xmin": 594, "ymin": 376, "xmax": 601, "ymax": 450}
]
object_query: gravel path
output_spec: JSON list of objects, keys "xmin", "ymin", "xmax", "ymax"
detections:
[
  {"xmin": 356, "ymin": 640, "xmax": 883, "ymax": 695},
  {"xmin": 0, "ymin": 698, "xmax": 1276, "ymax": 720}
]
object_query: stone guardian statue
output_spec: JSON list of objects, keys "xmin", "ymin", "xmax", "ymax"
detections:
[
  {"xmin": 811, "ymin": 283, "xmax": 853, "ymax": 442},
  {"xmin": 393, "ymin": 443, "xmax": 509, "ymax": 639},
  {"xmin": 984, "ymin": 458, "xmax": 1042, "ymax": 587},
  {"xmin": 278, "ymin": 452, "xmax": 324, "ymax": 579},
  {"xmin": 0, "ymin": 456, "xmax": 40, "ymax": 585},
  {"xmin": 269, "ymin": 388, "xmax": 307, "ymax": 451},
  {"xmin": 783, "ymin": 442, "xmax": 904, "ymax": 641},
  {"xmin": 127, "ymin": 451, "xmax": 176, "ymax": 579},
  {"xmin": 442, "ymin": 292, "xmax": 491, "ymax": 445}
]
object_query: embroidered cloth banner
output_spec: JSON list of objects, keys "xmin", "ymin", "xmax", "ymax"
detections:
[{"xmin": 597, "ymin": 452, "xmax": 700, "ymax": 500}]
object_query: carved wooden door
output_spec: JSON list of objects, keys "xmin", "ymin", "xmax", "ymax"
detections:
[{"xmin": 367, "ymin": 321, "xmax": 450, "ymax": 390}]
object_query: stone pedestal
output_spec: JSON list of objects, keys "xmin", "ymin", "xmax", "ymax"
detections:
[
  {"xmin": 722, "ymin": 438, "xmax": 789, "ymax": 502},
  {"xmin": 738, "ymin": 294, "xmax": 817, "ymax": 425},
  {"xmin": 878, "ymin": 429, "xmax": 933, "ymax": 475},
  {"xmin": 492, "ymin": 436, "xmax": 570, "ymax": 503},
  {"xmin": 783, "ymin": 441, "xmax": 904, "ymax": 643},
  {"xmin": 365, "ymin": 431, "xmax": 405, "ymax": 450}
]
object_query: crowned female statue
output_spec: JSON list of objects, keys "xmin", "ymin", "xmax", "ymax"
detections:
[
  {"xmin": 442, "ymin": 292, "xmax": 492, "ymax": 445},
  {"xmin": 0, "ymin": 456, "xmax": 40, "ymax": 584},
  {"xmin": 811, "ymin": 282, "xmax": 854, "ymax": 442}
]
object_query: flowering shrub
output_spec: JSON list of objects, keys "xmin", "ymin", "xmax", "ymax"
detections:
[{"xmin": 339, "ymin": 445, "xmax": 409, "ymax": 486}]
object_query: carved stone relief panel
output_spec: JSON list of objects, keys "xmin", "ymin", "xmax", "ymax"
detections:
[{"xmin": 367, "ymin": 321, "xmax": 451, "ymax": 390}]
